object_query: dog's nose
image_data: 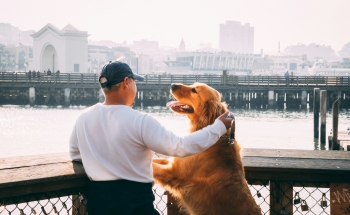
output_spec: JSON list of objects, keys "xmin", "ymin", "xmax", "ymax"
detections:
[{"xmin": 171, "ymin": 84, "xmax": 178, "ymax": 91}]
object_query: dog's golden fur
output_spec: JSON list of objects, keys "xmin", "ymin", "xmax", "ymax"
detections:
[{"xmin": 152, "ymin": 83, "xmax": 261, "ymax": 215}]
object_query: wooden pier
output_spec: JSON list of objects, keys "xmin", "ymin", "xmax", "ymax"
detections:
[
  {"xmin": 1, "ymin": 72, "xmax": 350, "ymax": 109},
  {"xmin": 1, "ymin": 149, "xmax": 349, "ymax": 214},
  {"xmin": 329, "ymin": 130, "xmax": 350, "ymax": 151}
]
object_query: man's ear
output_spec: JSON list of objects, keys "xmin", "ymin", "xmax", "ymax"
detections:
[{"xmin": 123, "ymin": 77, "xmax": 130, "ymax": 89}]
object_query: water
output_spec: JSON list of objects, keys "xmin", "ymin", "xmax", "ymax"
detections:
[
  {"xmin": 1, "ymin": 104, "xmax": 350, "ymax": 158},
  {"xmin": 1, "ymin": 105, "xmax": 349, "ymax": 215}
]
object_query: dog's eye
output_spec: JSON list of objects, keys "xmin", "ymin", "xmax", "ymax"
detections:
[{"xmin": 191, "ymin": 88, "xmax": 197, "ymax": 93}]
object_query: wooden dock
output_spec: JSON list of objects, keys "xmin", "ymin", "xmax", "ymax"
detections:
[
  {"xmin": 329, "ymin": 129, "xmax": 350, "ymax": 151},
  {"xmin": 1, "ymin": 72, "xmax": 350, "ymax": 108},
  {"xmin": 1, "ymin": 149, "xmax": 350, "ymax": 215}
]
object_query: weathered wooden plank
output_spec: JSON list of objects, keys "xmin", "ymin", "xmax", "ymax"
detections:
[
  {"xmin": 0, "ymin": 153, "xmax": 70, "ymax": 169},
  {"xmin": 243, "ymin": 157, "xmax": 350, "ymax": 171},
  {"xmin": 241, "ymin": 148, "xmax": 350, "ymax": 160},
  {"xmin": 0, "ymin": 176, "xmax": 89, "ymax": 200},
  {"xmin": 245, "ymin": 168, "xmax": 349, "ymax": 183},
  {"xmin": 0, "ymin": 185, "xmax": 88, "ymax": 205},
  {"xmin": 0, "ymin": 161, "xmax": 86, "ymax": 187},
  {"xmin": 0, "ymin": 162, "xmax": 89, "ymax": 199}
]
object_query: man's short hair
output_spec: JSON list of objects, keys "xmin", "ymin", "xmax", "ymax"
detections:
[{"xmin": 100, "ymin": 77, "xmax": 122, "ymax": 93}]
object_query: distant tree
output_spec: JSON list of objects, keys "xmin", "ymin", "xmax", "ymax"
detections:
[
  {"xmin": 339, "ymin": 43, "xmax": 350, "ymax": 58},
  {"xmin": 283, "ymin": 43, "xmax": 338, "ymax": 61}
]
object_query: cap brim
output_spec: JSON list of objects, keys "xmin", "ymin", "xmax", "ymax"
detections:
[{"xmin": 132, "ymin": 74, "xmax": 145, "ymax": 81}]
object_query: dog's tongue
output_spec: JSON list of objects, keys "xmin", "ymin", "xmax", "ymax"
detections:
[{"xmin": 166, "ymin": 101, "xmax": 183, "ymax": 107}]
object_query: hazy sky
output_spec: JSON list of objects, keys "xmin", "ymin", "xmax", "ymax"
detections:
[{"xmin": 1, "ymin": 0, "xmax": 350, "ymax": 54}]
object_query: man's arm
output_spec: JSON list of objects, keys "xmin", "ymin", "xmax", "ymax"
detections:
[
  {"xmin": 141, "ymin": 112, "xmax": 231, "ymax": 157},
  {"xmin": 69, "ymin": 125, "xmax": 82, "ymax": 162}
]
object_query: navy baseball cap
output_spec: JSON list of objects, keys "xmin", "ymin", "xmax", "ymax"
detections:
[{"xmin": 99, "ymin": 61, "xmax": 144, "ymax": 88}]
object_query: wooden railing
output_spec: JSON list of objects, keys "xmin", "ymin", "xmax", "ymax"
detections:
[
  {"xmin": 1, "ymin": 72, "xmax": 350, "ymax": 87},
  {"xmin": 1, "ymin": 149, "xmax": 349, "ymax": 215}
]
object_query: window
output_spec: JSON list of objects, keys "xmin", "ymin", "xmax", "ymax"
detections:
[{"xmin": 74, "ymin": 64, "xmax": 79, "ymax": 72}]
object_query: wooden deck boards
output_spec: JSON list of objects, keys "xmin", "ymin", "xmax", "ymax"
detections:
[{"xmin": 0, "ymin": 149, "xmax": 349, "ymax": 199}]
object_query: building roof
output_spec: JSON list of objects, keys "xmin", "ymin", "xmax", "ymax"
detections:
[
  {"xmin": 62, "ymin": 24, "xmax": 79, "ymax": 31},
  {"xmin": 31, "ymin": 23, "xmax": 89, "ymax": 38}
]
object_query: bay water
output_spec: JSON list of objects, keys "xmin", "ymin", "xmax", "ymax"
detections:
[
  {"xmin": 1, "ymin": 105, "xmax": 349, "ymax": 214},
  {"xmin": 1, "ymin": 104, "xmax": 350, "ymax": 158}
]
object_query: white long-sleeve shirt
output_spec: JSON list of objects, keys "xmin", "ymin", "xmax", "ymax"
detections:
[{"xmin": 69, "ymin": 103, "xmax": 227, "ymax": 182}]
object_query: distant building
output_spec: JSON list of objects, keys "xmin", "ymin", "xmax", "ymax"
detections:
[
  {"xmin": 252, "ymin": 55, "xmax": 311, "ymax": 76},
  {"xmin": 31, "ymin": 23, "xmax": 89, "ymax": 73},
  {"xmin": 340, "ymin": 57, "xmax": 350, "ymax": 68},
  {"xmin": 131, "ymin": 39, "xmax": 159, "ymax": 53},
  {"xmin": 162, "ymin": 52, "xmax": 257, "ymax": 75},
  {"xmin": 0, "ymin": 43, "xmax": 31, "ymax": 72},
  {"xmin": 219, "ymin": 21, "xmax": 254, "ymax": 54},
  {"xmin": 179, "ymin": 39, "xmax": 186, "ymax": 52},
  {"xmin": 308, "ymin": 58, "xmax": 350, "ymax": 76},
  {"xmin": 0, "ymin": 23, "xmax": 34, "ymax": 46}
]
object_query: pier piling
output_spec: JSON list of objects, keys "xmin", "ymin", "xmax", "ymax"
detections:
[
  {"xmin": 320, "ymin": 90, "xmax": 327, "ymax": 144},
  {"xmin": 332, "ymin": 99, "xmax": 340, "ymax": 150},
  {"xmin": 268, "ymin": 90, "xmax": 275, "ymax": 109},
  {"xmin": 313, "ymin": 88, "xmax": 320, "ymax": 139},
  {"xmin": 301, "ymin": 90, "xmax": 307, "ymax": 109},
  {"xmin": 29, "ymin": 87, "xmax": 35, "ymax": 106},
  {"xmin": 64, "ymin": 88, "xmax": 70, "ymax": 106}
]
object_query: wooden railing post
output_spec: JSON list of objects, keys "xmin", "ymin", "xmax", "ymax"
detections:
[
  {"xmin": 296, "ymin": 76, "xmax": 299, "ymax": 86},
  {"xmin": 269, "ymin": 180, "xmax": 293, "ymax": 215}
]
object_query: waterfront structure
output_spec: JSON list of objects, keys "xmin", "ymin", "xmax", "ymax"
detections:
[
  {"xmin": 308, "ymin": 58, "xmax": 350, "ymax": 76},
  {"xmin": 0, "ymin": 43, "xmax": 31, "ymax": 72},
  {"xmin": 0, "ymin": 23, "xmax": 34, "ymax": 46},
  {"xmin": 163, "ymin": 52, "xmax": 257, "ymax": 75},
  {"xmin": 1, "ymin": 73, "xmax": 349, "ymax": 109},
  {"xmin": 219, "ymin": 21, "xmax": 254, "ymax": 54},
  {"xmin": 30, "ymin": 23, "xmax": 89, "ymax": 73},
  {"xmin": 253, "ymin": 55, "xmax": 310, "ymax": 76}
]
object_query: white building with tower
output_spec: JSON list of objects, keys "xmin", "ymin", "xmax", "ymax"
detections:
[{"xmin": 30, "ymin": 23, "xmax": 89, "ymax": 73}]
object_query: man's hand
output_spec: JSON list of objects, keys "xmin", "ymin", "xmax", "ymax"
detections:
[{"xmin": 218, "ymin": 111, "xmax": 234, "ymax": 129}]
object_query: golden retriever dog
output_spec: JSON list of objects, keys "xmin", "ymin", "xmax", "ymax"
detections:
[{"xmin": 152, "ymin": 83, "xmax": 261, "ymax": 215}]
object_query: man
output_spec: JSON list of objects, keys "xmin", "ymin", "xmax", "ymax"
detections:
[
  {"xmin": 69, "ymin": 61, "xmax": 233, "ymax": 215},
  {"xmin": 47, "ymin": 69, "xmax": 52, "ymax": 82}
]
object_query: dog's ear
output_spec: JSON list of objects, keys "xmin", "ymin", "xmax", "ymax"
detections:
[{"xmin": 196, "ymin": 101, "xmax": 227, "ymax": 131}]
